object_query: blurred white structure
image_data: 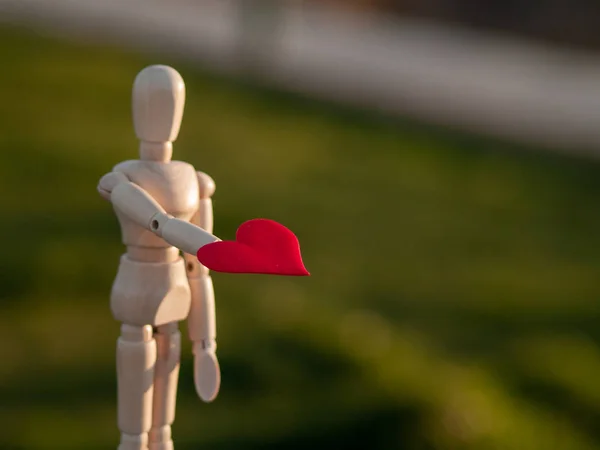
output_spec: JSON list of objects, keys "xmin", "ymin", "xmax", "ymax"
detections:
[{"xmin": 2, "ymin": 0, "xmax": 600, "ymax": 156}]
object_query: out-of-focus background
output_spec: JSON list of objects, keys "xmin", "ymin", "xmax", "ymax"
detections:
[{"xmin": 1, "ymin": 1, "xmax": 600, "ymax": 449}]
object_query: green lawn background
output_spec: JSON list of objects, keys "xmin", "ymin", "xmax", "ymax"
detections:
[{"xmin": 1, "ymin": 25, "xmax": 600, "ymax": 450}]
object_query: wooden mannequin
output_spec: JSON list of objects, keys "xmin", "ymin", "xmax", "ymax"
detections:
[
  {"xmin": 98, "ymin": 64, "xmax": 308, "ymax": 450},
  {"xmin": 98, "ymin": 65, "xmax": 221, "ymax": 450}
]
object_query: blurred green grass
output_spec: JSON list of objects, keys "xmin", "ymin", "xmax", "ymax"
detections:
[{"xmin": 1, "ymin": 24, "xmax": 600, "ymax": 450}]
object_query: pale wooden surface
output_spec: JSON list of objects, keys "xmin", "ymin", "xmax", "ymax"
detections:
[
  {"xmin": 133, "ymin": 65, "xmax": 186, "ymax": 145},
  {"xmin": 186, "ymin": 171, "xmax": 220, "ymax": 403},
  {"xmin": 97, "ymin": 65, "xmax": 220, "ymax": 450}
]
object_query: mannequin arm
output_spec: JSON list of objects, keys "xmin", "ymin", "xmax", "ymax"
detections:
[
  {"xmin": 185, "ymin": 171, "xmax": 220, "ymax": 402},
  {"xmin": 98, "ymin": 172, "xmax": 219, "ymax": 254}
]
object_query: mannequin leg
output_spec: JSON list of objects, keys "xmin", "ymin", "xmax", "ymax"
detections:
[
  {"xmin": 117, "ymin": 324, "xmax": 157, "ymax": 450},
  {"xmin": 149, "ymin": 322, "xmax": 181, "ymax": 450}
]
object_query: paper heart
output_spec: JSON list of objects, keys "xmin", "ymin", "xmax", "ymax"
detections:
[{"xmin": 196, "ymin": 219, "xmax": 310, "ymax": 276}]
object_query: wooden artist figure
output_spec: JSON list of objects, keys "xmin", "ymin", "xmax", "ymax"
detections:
[{"xmin": 98, "ymin": 65, "xmax": 308, "ymax": 450}]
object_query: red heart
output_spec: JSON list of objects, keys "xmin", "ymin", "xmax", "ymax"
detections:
[{"xmin": 196, "ymin": 219, "xmax": 310, "ymax": 276}]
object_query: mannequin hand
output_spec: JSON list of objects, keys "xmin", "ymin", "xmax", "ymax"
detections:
[{"xmin": 193, "ymin": 341, "xmax": 220, "ymax": 402}]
